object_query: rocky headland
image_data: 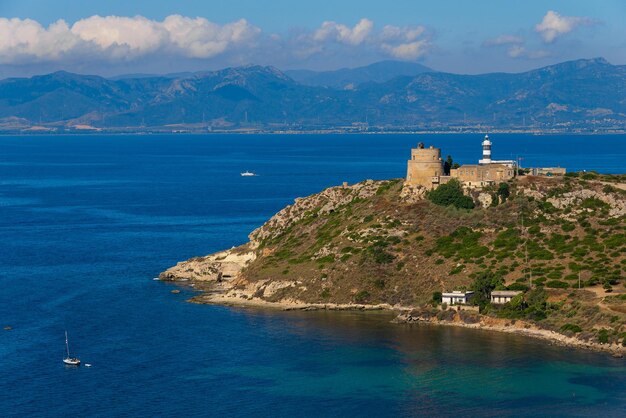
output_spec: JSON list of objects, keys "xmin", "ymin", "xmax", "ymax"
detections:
[{"xmin": 161, "ymin": 173, "xmax": 626, "ymax": 355}]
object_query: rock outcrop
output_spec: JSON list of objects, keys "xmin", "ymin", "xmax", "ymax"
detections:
[
  {"xmin": 249, "ymin": 180, "xmax": 382, "ymax": 244},
  {"xmin": 160, "ymin": 246, "xmax": 256, "ymax": 282}
]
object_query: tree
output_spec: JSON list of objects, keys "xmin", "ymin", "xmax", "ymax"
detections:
[
  {"xmin": 470, "ymin": 271, "xmax": 504, "ymax": 308},
  {"xmin": 444, "ymin": 155, "xmax": 453, "ymax": 175},
  {"xmin": 427, "ymin": 179, "xmax": 475, "ymax": 209},
  {"xmin": 497, "ymin": 182, "xmax": 510, "ymax": 202}
]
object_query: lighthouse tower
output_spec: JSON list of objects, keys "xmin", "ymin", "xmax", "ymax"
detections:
[{"xmin": 478, "ymin": 135, "xmax": 492, "ymax": 165}]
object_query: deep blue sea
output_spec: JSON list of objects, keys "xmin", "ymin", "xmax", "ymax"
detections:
[{"xmin": 0, "ymin": 134, "xmax": 625, "ymax": 417}]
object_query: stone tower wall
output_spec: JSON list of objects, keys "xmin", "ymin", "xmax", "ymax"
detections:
[{"xmin": 406, "ymin": 146, "xmax": 444, "ymax": 188}]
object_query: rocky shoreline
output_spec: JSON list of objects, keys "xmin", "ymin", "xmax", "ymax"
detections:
[
  {"xmin": 160, "ymin": 272, "xmax": 625, "ymax": 358},
  {"xmin": 393, "ymin": 308, "xmax": 625, "ymax": 357}
]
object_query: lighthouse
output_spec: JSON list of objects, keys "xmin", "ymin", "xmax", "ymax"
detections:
[{"xmin": 478, "ymin": 135, "xmax": 492, "ymax": 165}]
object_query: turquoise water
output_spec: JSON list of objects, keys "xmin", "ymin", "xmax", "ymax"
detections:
[{"xmin": 0, "ymin": 134, "xmax": 624, "ymax": 417}]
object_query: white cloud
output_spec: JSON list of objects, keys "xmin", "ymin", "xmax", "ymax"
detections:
[
  {"xmin": 507, "ymin": 45, "xmax": 549, "ymax": 59},
  {"xmin": 163, "ymin": 16, "xmax": 260, "ymax": 58},
  {"xmin": 0, "ymin": 18, "xmax": 78, "ymax": 62},
  {"xmin": 310, "ymin": 19, "xmax": 430, "ymax": 60},
  {"xmin": 0, "ymin": 15, "xmax": 261, "ymax": 64},
  {"xmin": 0, "ymin": 15, "xmax": 432, "ymax": 71},
  {"xmin": 382, "ymin": 40, "xmax": 428, "ymax": 60},
  {"xmin": 535, "ymin": 10, "xmax": 592, "ymax": 43},
  {"xmin": 313, "ymin": 18, "xmax": 373, "ymax": 45},
  {"xmin": 72, "ymin": 15, "xmax": 168, "ymax": 58},
  {"xmin": 380, "ymin": 25, "xmax": 425, "ymax": 42}
]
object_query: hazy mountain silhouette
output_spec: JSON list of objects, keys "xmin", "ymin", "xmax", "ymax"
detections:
[{"xmin": 0, "ymin": 58, "xmax": 623, "ymax": 130}]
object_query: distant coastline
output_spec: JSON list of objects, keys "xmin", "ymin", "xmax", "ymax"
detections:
[
  {"xmin": 1, "ymin": 59, "xmax": 624, "ymax": 136},
  {"xmin": 1, "ymin": 128, "xmax": 625, "ymax": 136}
]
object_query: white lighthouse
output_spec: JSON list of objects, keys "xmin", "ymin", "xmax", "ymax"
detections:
[{"xmin": 479, "ymin": 135, "xmax": 492, "ymax": 165}]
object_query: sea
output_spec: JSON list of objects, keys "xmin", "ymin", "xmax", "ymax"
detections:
[{"xmin": 0, "ymin": 133, "xmax": 625, "ymax": 417}]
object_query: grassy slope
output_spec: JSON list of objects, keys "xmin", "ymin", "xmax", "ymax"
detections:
[{"xmin": 238, "ymin": 174, "xmax": 625, "ymax": 345}]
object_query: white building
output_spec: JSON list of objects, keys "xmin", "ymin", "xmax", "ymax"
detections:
[
  {"xmin": 490, "ymin": 290, "xmax": 522, "ymax": 304},
  {"xmin": 478, "ymin": 135, "xmax": 516, "ymax": 168},
  {"xmin": 442, "ymin": 291, "xmax": 474, "ymax": 305}
]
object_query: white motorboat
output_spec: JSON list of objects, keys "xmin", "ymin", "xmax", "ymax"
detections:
[
  {"xmin": 63, "ymin": 331, "xmax": 81, "ymax": 366},
  {"xmin": 240, "ymin": 171, "xmax": 257, "ymax": 177}
]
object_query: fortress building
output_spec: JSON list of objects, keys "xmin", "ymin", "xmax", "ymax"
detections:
[
  {"xmin": 405, "ymin": 142, "xmax": 445, "ymax": 189},
  {"xmin": 405, "ymin": 135, "xmax": 516, "ymax": 189}
]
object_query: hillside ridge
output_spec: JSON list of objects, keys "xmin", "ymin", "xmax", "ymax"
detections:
[
  {"xmin": 1, "ymin": 58, "xmax": 624, "ymax": 132},
  {"xmin": 161, "ymin": 173, "xmax": 626, "ymax": 354}
]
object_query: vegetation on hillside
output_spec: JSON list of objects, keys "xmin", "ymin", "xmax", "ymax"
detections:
[
  {"xmin": 232, "ymin": 173, "xmax": 626, "ymax": 345},
  {"xmin": 427, "ymin": 179, "xmax": 475, "ymax": 209}
]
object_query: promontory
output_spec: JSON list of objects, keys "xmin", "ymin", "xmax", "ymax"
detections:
[{"xmin": 161, "ymin": 141, "xmax": 626, "ymax": 355}]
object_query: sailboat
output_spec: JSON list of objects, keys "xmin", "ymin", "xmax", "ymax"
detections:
[{"xmin": 63, "ymin": 331, "xmax": 81, "ymax": 366}]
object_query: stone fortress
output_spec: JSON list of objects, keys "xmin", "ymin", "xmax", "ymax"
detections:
[{"xmin": 405, "ymin": 135, "xmax": 565, "ymax": 190}]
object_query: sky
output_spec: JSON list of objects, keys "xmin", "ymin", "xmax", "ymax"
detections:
[{"xmin": 0, "ymin": 0, "xmax": 624, "ymax": 78}]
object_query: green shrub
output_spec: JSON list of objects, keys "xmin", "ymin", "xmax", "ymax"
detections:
[
  {"xmin": 581, "ymin": 197, "xmax": 609, "ymax": 210},
  {"xmin": 354, "ymin": 290, "xmax": 370, "ymax": 303},
  {"xmin": 527, "ymin": 241, "xmax": 554, "ymax": 260},
  {"xmin": 560, "ymin": 323, "xmax": 582, "ymax": 333},
  {"xmin": 449, "ymin": 264, "xmax": 465, "ymax": 275},
  {"xmin": 546, "ymin": 280, "xmax": 569, "ymax": 289},
  {"xmin": 373, "ymin": 278, "xmax": 385, "ymax": 289},
  {"xmin": 547, "ymin": 271, "xmax": 563, "ymax": 280},
  {"xmin": 493, "ymin": 228, "xmax": 519, "ymax": 250},
  {"xmin": 528, "ymin": 225, "xmax": 541, "ymax": 235},
  {"xmin": 605, "ymin": 233, "xmax": 625, "ymax": 249},
  {"xmin": 507, "ymin": 283, "xmax": 529, "ymax": 291},
  {"xmin": 435, "ymin": 227, "xmax": 489, "ymax": 261},
  {"xmin": 427, "ymin": 179, "xmax": 475, "ymax": 209},
  {"xmin": 597, "ymin": 329, "xmax": 609, "ymax": 344},
  {"xmin": 317, "ymin": 255, "xmax": 335, "ymax": 264},
  {"xmin": 432, "ymin": 291, "xmax": 442, "ymax": 303},
  {"xmin": 376, "ymin": 180, "xmax": 399, "ymax": 195},
  {"xmin": 497, "ymin": 182, "xmax": 510, "ymax": 201}
]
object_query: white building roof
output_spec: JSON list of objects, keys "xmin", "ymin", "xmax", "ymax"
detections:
[
  {"xmin": 442, "ymin": 291, "xmax": 474, "ymax": 296},
  {"xmin": 491, "ymin": 290, "xmax": 522, "ymax": 297}
]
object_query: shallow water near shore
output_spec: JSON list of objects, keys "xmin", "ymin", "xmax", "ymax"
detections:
[{"xmin": 0, "ymin": 133, "xmax": 625, "ymax": 417}]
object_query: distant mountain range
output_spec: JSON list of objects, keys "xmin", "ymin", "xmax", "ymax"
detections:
[
  {"xmin": 0, "ymin": 58, "xmax": 623, "ymax": 132},
  {"xmin": 285, "ymin": 60, "xmax": 433, "ymax": 89}
]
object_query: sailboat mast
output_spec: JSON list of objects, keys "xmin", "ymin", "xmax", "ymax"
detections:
[{"xmin": 65, "ymin": 331, "xmax": 70, "ymax": 358}]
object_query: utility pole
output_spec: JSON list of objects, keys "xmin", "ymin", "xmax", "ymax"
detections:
[{"xmin": 521, "ymin": 212, "xmax": 532, "ymax": 289}]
